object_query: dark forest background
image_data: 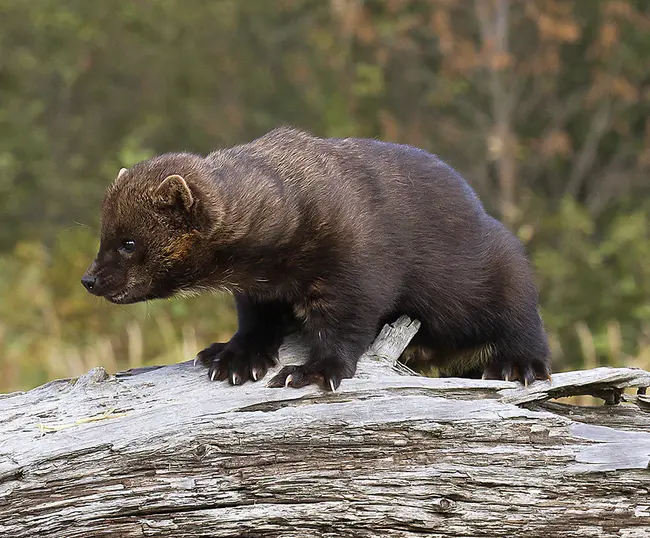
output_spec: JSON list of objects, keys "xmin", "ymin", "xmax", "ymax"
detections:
[{"xmin": 1, "ymin": 0, "xmax": 649, "ymax": 392}]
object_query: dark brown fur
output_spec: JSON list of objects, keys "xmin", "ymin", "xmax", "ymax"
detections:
[{"xmin": 82, "ymin": 127, "xmax": 552, "ymax": 389}]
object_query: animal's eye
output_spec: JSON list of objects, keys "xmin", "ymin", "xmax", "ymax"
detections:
[{"xmin": 119, "ymin": 239, "xmax": 136, "ymax": 254}]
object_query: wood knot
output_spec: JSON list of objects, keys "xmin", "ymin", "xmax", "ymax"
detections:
[{"xmin": 432, "ymin": 497, "xmax": 456, "ymax": 512}]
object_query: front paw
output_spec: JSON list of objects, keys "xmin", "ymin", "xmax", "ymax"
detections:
[
  {"xmin": 194, "ymin": 339, "xmax": 277, "ymax": 385},
  {"xmin": 267, "ymin": 364, "xmax": 343, "ymax": 391}
]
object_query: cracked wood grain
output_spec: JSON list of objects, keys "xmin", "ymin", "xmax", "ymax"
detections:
[{"xmin": 0, "ymin": 316, "xmax": 649, "ymax": 538}]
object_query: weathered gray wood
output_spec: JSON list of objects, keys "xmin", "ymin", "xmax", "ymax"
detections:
[
  {"xmin": 500, "ymin": 366, "xmax": 650, "ymax": 405},
  {"xmin": 1, "ymin": 316, "xmax": 649, "ymax": 538}
]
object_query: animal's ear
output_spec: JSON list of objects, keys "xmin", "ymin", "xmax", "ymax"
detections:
[
  {"xmin": 117, "ymin": 167, "xmax": 128, "ymax": 180},
  {"xmin": 154, "ymin": 174, "xmax": 194, "ymax": 212}
]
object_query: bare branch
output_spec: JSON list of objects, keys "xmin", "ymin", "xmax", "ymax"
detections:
[{"xmin": 564, "ymin": 99, "xmax": 616, "ymax": 198}]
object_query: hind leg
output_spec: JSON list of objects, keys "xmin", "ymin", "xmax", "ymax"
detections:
[{"xmin": 403, "ymin": 315, "xmax": 552, "ymax": 385}]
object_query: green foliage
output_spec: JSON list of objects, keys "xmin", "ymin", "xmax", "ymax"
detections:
[
  {"xmin": 1, "ymin": 0, "xmax": 649, "ymax": 391},
  {"xmin": 533, "ymin": 198, "xmax": 650, "ymax": 367}
]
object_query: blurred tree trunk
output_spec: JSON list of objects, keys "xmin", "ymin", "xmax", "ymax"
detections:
[{"xmin": 476, "ymin": 0, "xmax": 518, "ymax": 225}]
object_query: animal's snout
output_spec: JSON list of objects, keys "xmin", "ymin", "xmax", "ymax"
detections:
[{"xmin": 81, "ymin": 274, "xmax": 97, "ymax": 291}]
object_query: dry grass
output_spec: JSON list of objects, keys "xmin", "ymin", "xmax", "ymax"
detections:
[{"xmin": 1, "ymin": 297, "xmax": 648, "ymax": 395}]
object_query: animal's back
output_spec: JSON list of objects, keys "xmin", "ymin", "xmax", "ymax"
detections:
[{"xmin": 241, "ymin": 127, "xmax": 490, "ymax": 247}]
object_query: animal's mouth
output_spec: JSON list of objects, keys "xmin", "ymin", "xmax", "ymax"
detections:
[
  {"xmin": 105, "ymin": 291, "xmax": 137, "ymax": 304},
  {"xmin": 105, "ymin": 289, "xmax": 156, "ymax": 304}
]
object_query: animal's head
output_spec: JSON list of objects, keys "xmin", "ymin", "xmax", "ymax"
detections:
[{"xmin": 81, "ymin": 153, "xmax": 220, "ymax": 304}]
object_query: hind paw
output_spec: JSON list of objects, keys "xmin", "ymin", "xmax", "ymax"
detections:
[{"xmin": 482, "ymin": 357, "xmax": 552, "ymax": 386}]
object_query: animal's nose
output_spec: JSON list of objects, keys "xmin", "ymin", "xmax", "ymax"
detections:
[{"xmin": 81, "ymin": 274, "xmax": 96, "ymax": 291}]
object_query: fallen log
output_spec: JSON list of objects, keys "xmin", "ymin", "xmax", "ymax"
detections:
[{"xmin": 1, "ymin": 316, "xmax": 649, "ymax": 538}]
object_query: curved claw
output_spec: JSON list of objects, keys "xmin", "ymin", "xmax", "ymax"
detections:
[
  {"xmin": 195, "ymin": 340, "xmax": 276, "ymax": 386},
  {"xmin": 482, "ymin": 357, "xmax": 552, "ymax": 386}
]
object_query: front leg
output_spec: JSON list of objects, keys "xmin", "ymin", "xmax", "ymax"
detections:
[
  {"xmin": 195, "ymin": 294, "xmax": 291, "ymax": 385},
  {"xmin": 267, "ymin": 298, "xmax": 379, "ymax": 391}
]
